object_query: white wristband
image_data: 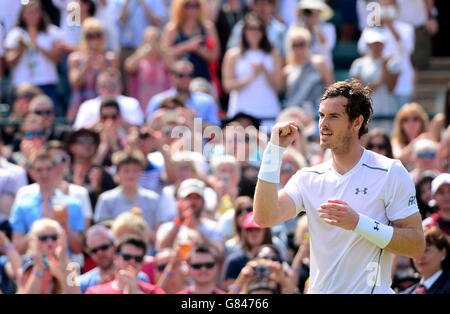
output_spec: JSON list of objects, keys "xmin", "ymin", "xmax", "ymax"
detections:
[
  {"xmin": 353, "ymin": 214, "xmax": 394, "ymax": 249},
  {"xmin": 257, "ymin": 142, "xmax": 287, "ymax": 184}
]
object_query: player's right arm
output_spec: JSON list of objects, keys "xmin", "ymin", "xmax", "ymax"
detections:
[{"xmin": 254, "ymin": 121, "xmax": 299, "ymax": 228}]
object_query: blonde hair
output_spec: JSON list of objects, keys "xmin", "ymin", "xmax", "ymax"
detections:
[
  {"xmin": 285, "ymin": 27, "xmax": 311, "ymax": 65},
  {"xmin": 111, "ymin": 207, "xmax": 149, "ymax": 244},
  {"xmin": 170, "ymin": 0, "xmax": 208, "ymax": 30},
  {"xmin": 392, "ymin": 103, "xmax": 429, "ymax": 147},
  {"xmin": 29, "ymin": 218, "xmax": 63, "ymax": 239},
  {"xmin": 78, "ymin": 17, "xmax": 105, "ymax": 52}
]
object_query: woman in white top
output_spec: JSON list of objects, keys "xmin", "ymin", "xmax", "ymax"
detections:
[
  {"xmin": 222, "ymin": 12, "xmax": 282, "ymax": 122},
  {"xmin": 5, "ymin": 0, "xmax": 62, "ymax": 114}
]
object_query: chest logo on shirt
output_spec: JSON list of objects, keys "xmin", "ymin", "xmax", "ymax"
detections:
[{"xmin": 355, "ymin": 187, "xmax": 368, "ymax": 195}]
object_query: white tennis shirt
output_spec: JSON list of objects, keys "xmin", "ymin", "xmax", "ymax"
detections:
[{"xmin": 281, "ymin": 149, "xmax": 419, "ymax": 294}]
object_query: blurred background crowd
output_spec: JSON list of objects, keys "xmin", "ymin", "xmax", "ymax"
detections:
[{"xmin": 0, "ymin": 0, "xmax": 449, "ymax": 294}]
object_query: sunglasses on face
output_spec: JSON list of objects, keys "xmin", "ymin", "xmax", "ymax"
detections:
[
  {"xmin": 245, "ymin": 25, "xmax": 263, "ymax": 32},
  {"xmin": 53, "ymin": 154, "xmax": 70, "ymax": 164},
  {"xmin": 236, "ymin": 206, "xmax": 253, "ymax": 216},
  {"xmin": 24, "ymin": 130, "xmax": 44, "ymax": 139},
  {"xmin": 34, "ymin": 109, "xmax": 54, "ymax": 116},
  {"xmin": 74, "ymin": 136, "xmax": 95, "ymax": 144},
  {"xmin": 119, "ymin": 253, "xmax": 144, "ymax": 263},
  {"xmin": 184, "ymin": 2, "xmax": 200, "ymax": 9},
  {"xmin": 17, "ymin": 92, "xmax": 34, "ymax": 99},
  {"xmin": 38, "ymin": 233, "xmax": 59, "ymax": 242},
  {"xmin": 156, "ymin": 264, "xmax": 167, "ymax": 272},
  {"xmin": 86, "ymin": 32, "xmax": 102, "ymax": 40},
  {"xmin": 173, "ymin": 72, "xmax": 193, "ymax": 79},
  {"xmin": 100, "ymin": 114, "xmax": 118, "ymax": 121},
  {"xmin": 90, "ymin": 243, "xmax": 113, "ymax": 254},
  {"xmin": 292, "ymin": 40, "xmax": 307, "ymax": 48},
  {"xmin": 417, "ymin": 151, "xmax": 436, "ymax": 159},
  {"xmin": 367, "ymin": 143, "xmax": 387, "ymax": 150},
  {"xmin": 190, "ymin": 262, "xmax": 216, "ymax": 270}
]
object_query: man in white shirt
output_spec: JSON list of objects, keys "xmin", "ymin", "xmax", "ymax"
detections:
[
  {"xmin": 73, "ymin": 68, "xmax": 144, "ymax": 128},
  {"xmin": 254, "ymin": 79, "xmax": 425, "ymax": 293}
]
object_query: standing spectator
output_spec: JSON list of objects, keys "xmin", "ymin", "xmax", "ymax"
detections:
[
  {"xmin": 365, "ymin": 128, "xmax": 394, "ymax": 159},
  {"xmin": 391, "ymin": 102, "xmax": 431, "ymax": 168},
  {"xmin": 283, "ymin": 26, "xmax": 333, "ymax": 114},
  {"xmin": 222, "ymin": 13, "xmax": 282, "ymax": 123},
  {"xmin": 67, "ymin": 17, "xmax": 118, "ymax": 120},
  {"xmin": 358, "ymin": 0, "xmax": 415, "ymax": 109},
  {"xmin": 17, "ymin": 218, "xmax": 81, "ymax": 294},
  {"xmin": 295, "ymin": 0, "xmax": 336, "ymax": 69},
  {"xmin": 402, "ymin": 227, "xmax": 450, "ymax": 294},
  {"xmin": 85, "ymin": 235, "xmax": 166, "ymax": 294},
  {"xmin": 114, "ymin": 0, "xmax": 167, "ymax": 94},
  {"xmin": 178, "ymin": 244, "xmax": 225, "ymax": 294},
  {"xmin": 0, "ymin": 230, "xmax": 21, "ymax": 294},
  {"xmin": 146, "ymin": 60, "xmax": 220, "ymax": 126},
  {"xmin": 9, "ymin": 151, "xmax": 85, "ymax": 255},
  {"xmin": 423, "ymin": 174, "xmax": 450, "ymax": 236},
  {"xmin": 154, "ymin": 247, "xmax": 188, "ymax": 293},
  {"xmin": 73, "ymin": 69, "xmax": 144, "ymax": 128},
  {"xmin": 0, "ymin": 133, "xmax": 28, "ymax": 190},
  {"xmin": 94, "ymin": 149, "xmax": 165, "ymax": 242},
  {"xmin": 125, "ymin": 26, "xmax": 172, "ymax": 113},
  {"xmin": 65, "ymin": 128, "xmax": 116, "ymax": 208},
  {"xmin": 350, "ymin": 28, "xmax": 401, "ymax": 132},
  {"xmin": 0, "ymin": 169, "xmax": 18, "ymax": 231},
  {"xmin": 162, "ymin": 0, "xmax": 220, "ymax": 81},
  {"xmin": 4, "ymin": 0, "xmax": 63, "ymax": 114},
  {"xmin": 227, "ymin": 0, "xmax": 287, "ymax": 57}
]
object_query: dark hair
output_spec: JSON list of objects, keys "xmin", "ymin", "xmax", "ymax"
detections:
[
  {"xmin": 187, "ymin": 244, "xmax": 218, "ymax": 263},
  {"xmin": 365, "ymin": 127, "xmax": 393, "ymax": 158},
  {"xmin": 444, "ymin": 83, "xmax": 450, "ymax": 129},
  {"xmin": 112, "ymin": 149, "xmax": 146, "ymax": 171},
  {"xmin": 158, "ymin": 96, "xmax": 185, "ymax": 110},
  {"xmin": 241, "ymin": 12, "xmax": 272, "ymax": 54},
  {"xmin": 424, "ymin": 227, "xmax": 450, "ymax": 273},
  {"xmin": 81, "ymin": 0, "xmax": 97, "ymax": 17},
  {"xmin": 116, "ymin": 234, "xmax": 147, "ymax": 255},
  {"xmin": 256, "ymin": 244, "xmax": 282, "ymax": 263},
  {"xmin": 415, "ymin": 171, "xmax": 438, "ymax": 220},
  {"xmin": 44, "ymin": 140, "xmax": 68, "ymax": 153},
  {"xmin": 100, "ymin": 97, "xmax": 121, "ymax": 113},
  {"xmin": 321, "ymin": 79, "xmax": 373, "ymax": 138},
  {"xmin": 242, "ymin": 227, "xmax": 272, "ymax": 252},
  {"xmin": 29, "ymin": 149, "xmax": 56, "ymax": 168},
  {"xmin": 17, "ymin": 0, "xmax": 52, "ymax": 33}
]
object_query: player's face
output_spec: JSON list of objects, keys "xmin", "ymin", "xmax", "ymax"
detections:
[{"xmin": 318, "ymin": 96, "xmax": 358, "ymax": 153}]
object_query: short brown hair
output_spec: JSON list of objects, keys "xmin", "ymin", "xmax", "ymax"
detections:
[
  {"xmin": 112, "ymin": 149, "xmax": 146, "ymax": 171},
  {"xmin": 29, "ymin": 150, "xmax": 56, "ymax": 168},
  {"xmin": 321, "ymin": 79, "xmax": 373, "ymax": 138},
  {"xmin": 424, "ymin": 226, "xmax": 450, "ymax": 272}
]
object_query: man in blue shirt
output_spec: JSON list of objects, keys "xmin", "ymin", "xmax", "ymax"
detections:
[
  {"xmin": 9, "ymin": 151, "xmax": 85, "ymax": 255},
  {"xmin": 146, "ymin": 60, "xmax": 221, "ymax": 126}
]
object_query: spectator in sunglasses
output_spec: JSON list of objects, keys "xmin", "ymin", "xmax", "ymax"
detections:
[
  {"xmin": 79, "ymin": 225, "xmax": 150, "ymax": 293},
  {"xmin": 18, "ymin": 218, "xmax": 80, "ymax": 294},
  {"xmin": 154, "ymin": 247, "xmax": 188, "ymax": 293},
  {"xmin": 73, "ymin": 69, "xmax": 144, "ymax": 129},
  {"xmin": 409, "ymin": 139, "xmax": 440, "ymax": 184},
  {"xmin": 178, "ymin": 244, "xmax": 225, "ymax": 294},
  {"xmin": 66, "ymin": 17, "xmax": 118, "ymax": 120},
  {"xmin": 86, "ymin": 235, "xmax": 165, "ymax": 294},
  {"xmin": 365, "ymin": 128, "xmax": 394, "ymax": 159}
]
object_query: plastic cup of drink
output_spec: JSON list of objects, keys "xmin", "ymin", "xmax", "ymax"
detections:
[{"xmin": 177, "ymin": 242, "xmax": 193, "ymax": 260}]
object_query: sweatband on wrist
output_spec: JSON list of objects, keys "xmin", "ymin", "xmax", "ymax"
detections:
[
  {"xmin": 4, "ymin": 243, "xmax": 15, "ymax": 253},
  {"xmin": 257, "ymin": 142, "xmax": 287, "ymax": 184},
  {"xmin": 163, "ymin": 270, "xmax": 174, "ymax": 278},
  {"xmin": 228, "ymin": 284, "xmax": 241, "ymax": 293},
  {"xmin": 32, "ymin": 270, "xmax": 44, "ymax": 278},
  {"xmin": 353, "ymin": 214, "xmax": 394, "ymax": 249}
]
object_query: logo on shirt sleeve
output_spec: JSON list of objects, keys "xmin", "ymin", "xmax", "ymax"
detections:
[{"xmin": 408, "ymin": 195, "xmax": 417, "ymax": 206}]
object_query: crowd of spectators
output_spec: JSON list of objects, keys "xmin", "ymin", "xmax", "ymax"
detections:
[{"xmin": 0, "ymin": 0, "xmax": 449, "ymax": 294}]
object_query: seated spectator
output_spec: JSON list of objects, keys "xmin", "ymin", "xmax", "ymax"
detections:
[
  {"xmin": 161, "ymin": 0, "xmax": 220, "ymax": 81},
  {"xmin": 4, "ymin": 0, "xmax": 63, "ymax": 114},
  {"xmin": 67, "ymin": 17, "xmax": 118, "ymax": 120},
  {"xmin": 65, "ymin": 128, "xmax": 116, "ymax": 208},
  {"xmin": 94, "ymin": 150, "xmax": 166, "ymax": 247},
  {"xmin": 0, "ymin": 228, "xmax": 21, "ymax": 294},
  {"xmin": 416, "ymin": 171, "xmax": 438, "ymax": 220},
  {"xmin": 391, "ymin": 102, "xmax": 431, "ymax": 168},
  {"xmin": 222, "ymin": 12, "xmax": 282, "ymax": 123},
  {"xmin": 423, "ymin": 174, "xmax": 450, "ymax": 236},
  {"xmin": 154, "ymin": 247, "xmax": 189, "ymax": 293},
  {"xmin": 73, "ymin": 69, "xmax": 144, "ymax": 128},
  {"xmin": 9, "ymin": 151, "xmax": 85, "ymax": 255},
  {"xmin": 283, "ymin": 26, "xmax": 333, "ymax": 115},
  {"xmin": 10, "ymin": 114, "xmax": 47, "ymax": 168},
  {"xmin": 125, "ymin": 26, "xmax": 172, "ymax": 112},
  {"xmin": 350, "ymin": 28, "xmax": 401, "ymax": 132},
  {"xmin": 146, "ymin": 60, "xmax": 220, "ymax": 126},
  {"xmin": 227, "ymin": 0, "xmax": 287, "ymax": 57},
  {"xmin": 85, "ymin": 235, "xmax": 165, "ymax": 294},
  {"xmin": 156, "ymin": 178, "xmax": 223, "ymax": 255},
  {"xmin": 402, "ymin": 227, "xmax": 450, "ymax": 294},
  {"xmin": 17, "ymin": 218, "xmax": 81, "ymax": 294},
  {"xmin": 409, "ymin": 139, "xmax": 440, "ymax": 184},
  {"xmin": 430, "ymin": 84, "xmax": 450, "ymax": 143},
  {"xmin": 178, "ymin": 244, "xmax": 226, "ymax": 294},
  {"xmin": 79, "ymin": 224, "xmax": 150, "ymax": 293},
  {"xmin": 365, "ymin": 127, "xmax": 394, "ymax": 159}
]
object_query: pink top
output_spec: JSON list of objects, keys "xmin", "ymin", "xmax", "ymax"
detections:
[
  {"xmin": 85, "ymin": 281, "xmax": 166, "ymax": 294},
  {"xmin": 177, "ymin": 287, "xmax": 226, "ymax": 294}
]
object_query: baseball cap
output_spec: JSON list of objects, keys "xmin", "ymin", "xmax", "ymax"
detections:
[
  {"xmin": 297, "ymin": 0, "xmax": 334, "ymax": 21},
  {"xmin": 431, "ymin": 173, "xmax": 450, "ymax": 195},
  {"xmin": 363, "ymin": 28, "xmax": 386, "ymax": 44},
  {"xmin": 177, "ymin": 178, "xmax": 205, "ymax": 199},
  {"xmin": 243, "ymin": 212, "xmax": 263, "ymax": 229}
]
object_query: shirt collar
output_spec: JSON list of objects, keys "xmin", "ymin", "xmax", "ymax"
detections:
[{"xmin": 421, "ymin": 269, "xmax": 443, "ymax": 289}]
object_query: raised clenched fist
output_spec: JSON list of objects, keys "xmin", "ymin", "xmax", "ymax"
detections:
[{"xmin": 270, "ymin": 121, "xmax": 299, "ymax": 148}]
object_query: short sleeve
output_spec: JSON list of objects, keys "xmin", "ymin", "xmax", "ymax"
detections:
[
  {"xmin": 4, "ymin": 27, "xmax": 22, "ymax": 49},
  {"xmin": 93, "ymin": 194, "xmax": 108, "ymax": 223},
  {"xmin": 349, "ymin": 58, "xmax": 363, "ymax": 78},
  {"xmin": 9, "ymin": 204, "xmax": 26, "ymax": 234},
  {"xmin": 68, "ymin": 200, "xmax": 85, "ymax": 232},
  {"xmin": 384, "ymin": 161, "xmax": 419, "ymax": 221},
  {"xmin": 279, "ymin": 170, "xmax": 305, "ymax": 215}
]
